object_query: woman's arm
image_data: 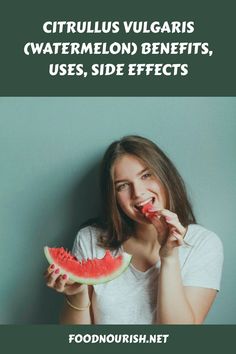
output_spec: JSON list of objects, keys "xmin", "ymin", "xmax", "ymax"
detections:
[
  {"xmin": 147, "ymin": 208, "xmax": 218, "ymax": 324},
  {"xmin": 156, "ymin": 249, "xmax": 217, "ymax": 324},
  {"xmin": 60, "ymin": 285, "xmax": 93, "ymax": 324},
  {"xmin": 45, "ymin": 266, "xmax": 93, "ymax": 324}
]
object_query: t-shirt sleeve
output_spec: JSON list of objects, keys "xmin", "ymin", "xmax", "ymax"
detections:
[
  {"xmin": 71, "ymin": 227, "xmax": 95, "ymax": 261},
  {"xmin": 182, "ymin": 231, "xmax": 224, "ymax": 291}
]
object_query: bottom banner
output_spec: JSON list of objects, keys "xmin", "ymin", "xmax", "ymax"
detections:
[{"xmin": 0, "ymin": 325, "xmax": 235, "ymax": 354}]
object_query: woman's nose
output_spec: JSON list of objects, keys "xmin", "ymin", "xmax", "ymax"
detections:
[{"xmin": 132, "ymin": 181, "xmax": 146, "ymax": 198}]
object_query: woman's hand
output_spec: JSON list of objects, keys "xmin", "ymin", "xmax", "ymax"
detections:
[
  {"xmin": 44, "ymin": 265, "xmax": 86, "ymax": 295},
  {"xmin": 145, "ymin": 208, "xmax": 187, "ymax": 258}
]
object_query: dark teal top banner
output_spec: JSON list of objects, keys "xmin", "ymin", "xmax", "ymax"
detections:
[{"xmin": 0, "ymin": 0, "xmax": 235, "ymax": 96}]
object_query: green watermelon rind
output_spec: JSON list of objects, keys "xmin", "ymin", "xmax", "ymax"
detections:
[{"xmin": 44, "ymin": 246, "xmax": 132, "ymax": 285}]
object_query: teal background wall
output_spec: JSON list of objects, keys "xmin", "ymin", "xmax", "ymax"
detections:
[{"xmin": 0, "ymin": 97, "xmax": 235, "ymax": 324}]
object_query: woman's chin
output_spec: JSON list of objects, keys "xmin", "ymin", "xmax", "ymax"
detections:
[
  {"xmin": 126, "ymin": 211, "xmax": 153, "ymax": 225},
  {"xmin": 135, "ymin": 216, "xmax": 152, "ymax": 225}
]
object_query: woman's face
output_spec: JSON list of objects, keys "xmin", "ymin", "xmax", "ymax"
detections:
[{"xmin": 113, "ymin": 154, "xmax": 167, "ymax": 224}]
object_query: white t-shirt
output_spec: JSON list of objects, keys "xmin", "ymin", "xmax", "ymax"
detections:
[{"xmin": 72, "ymin": 224, "xmax": 223, "ymax": 324}]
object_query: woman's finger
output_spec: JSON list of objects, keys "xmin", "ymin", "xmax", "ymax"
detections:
[
  {"xmin": 45, "ymin": 268, "xmax": 61, "ymax": 288},
  {"xmin": 167, "ymin": 228, "xmax": 191, "ymax": 248},
  {"xmin": 158, "ymin": 209, "xmax": 186, "ymax": 235},
  {"xmin": 170, "ymin": 230, "xmax": 185, "ymax": 246},
  {"xmin": 44, "ymin": 264, "xmax": 56, "ymax": 277},
  {"xmin": 54, "ymin": 274, "xmax": 68, "ymax": 293}
]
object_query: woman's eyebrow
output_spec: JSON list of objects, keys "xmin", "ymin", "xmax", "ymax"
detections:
[{"xmin": 114, "ymin": 168, "xmax": 149, "ymax": 184}]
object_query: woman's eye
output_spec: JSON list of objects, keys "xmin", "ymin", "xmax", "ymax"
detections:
[
  {"xmin": 142, "ymin": 172, "xmax": 152, "ymax": 179},
  {"xmin": 116, "ymin": 183, "xmax": 129, "ymax": 192}
]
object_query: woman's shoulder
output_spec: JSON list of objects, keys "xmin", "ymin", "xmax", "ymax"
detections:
[
  {"xmin": 185, "ymin": 223, "xmax": 223, "ymax": 251},
  {"xmin": 180, "ymin": 224, "xmax": 224, "ymax": 291},
  {"xmin": 72, "ymin": 225, "xmax": 105, "ymax": 259},
  {"xmin": 76, "ymin": 224, "xmax": 101, "ymax": 240}
]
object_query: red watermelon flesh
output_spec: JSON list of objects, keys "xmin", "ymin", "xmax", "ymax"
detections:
[
  {"xmin": 44, "ymin": 246, "xmax": 132, "ymax": 285},
  {"xmin": 141, "ymin": 202, "xmax": 157, "ymax": 219}
]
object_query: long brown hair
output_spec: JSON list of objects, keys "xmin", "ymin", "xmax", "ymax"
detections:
[{"xmin": 84, "ymin": 135, "xmax": 196, "ymax": 249}]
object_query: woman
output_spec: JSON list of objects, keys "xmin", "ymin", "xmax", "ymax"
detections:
[{"xmin": 45, "ymin": 135, "xmax": 223, "ymax": 324}]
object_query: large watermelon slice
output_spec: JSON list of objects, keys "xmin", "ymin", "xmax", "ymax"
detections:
[{"xmin": 44, "ymin": 246, "xmax": 132, "ymax": 285}]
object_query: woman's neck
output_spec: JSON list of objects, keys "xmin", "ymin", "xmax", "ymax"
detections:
[
  {"xmin": 123, "ymin": 223, "xmax": 160, "ymax": 262},
  {"xmin": 134, "ymin": 223, "xmax": 159, "ymax": 246}
]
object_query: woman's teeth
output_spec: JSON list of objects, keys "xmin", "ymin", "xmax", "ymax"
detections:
[{"xmin": 135, "ymin": 197, "xmax": 154, "ymax": 211}]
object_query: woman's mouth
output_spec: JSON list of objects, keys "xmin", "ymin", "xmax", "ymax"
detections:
[{"xmin": 134, "ymin": 197, "xmax": 155, "ymax": 212}]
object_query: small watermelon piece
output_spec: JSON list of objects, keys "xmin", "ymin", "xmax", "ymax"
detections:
[
  {"xmin": 44, "ymin": 246, "xmax": 132, "ymax": 285},
  {"xmin": 141, "ymin": 202, "xmax": 157, "ymax": 219}
]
